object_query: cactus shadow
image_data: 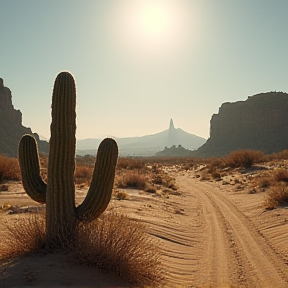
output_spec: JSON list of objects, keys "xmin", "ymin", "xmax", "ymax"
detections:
[{"xmin": 0, "ymin": 253, "xmax": 129, "ymax": 288}]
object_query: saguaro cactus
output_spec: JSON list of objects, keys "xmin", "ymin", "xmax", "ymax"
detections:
[{"xmin": 18, "ymin": 71, "xmax": 118, "ymax": 248}]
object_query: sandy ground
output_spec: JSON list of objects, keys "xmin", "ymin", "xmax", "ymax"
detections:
[{"xmin": 1, "ymin": 169, "xmax": 288, "ymax": 287}]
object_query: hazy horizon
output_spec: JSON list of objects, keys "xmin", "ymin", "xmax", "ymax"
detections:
[{"xmin": 1, "ymin": 0, "xmax": 288, "ymax": 140}]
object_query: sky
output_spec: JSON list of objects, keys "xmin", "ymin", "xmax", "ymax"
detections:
[{"xmin": 1, "ymin": 0, "xmax": 288, "ymax": 141}]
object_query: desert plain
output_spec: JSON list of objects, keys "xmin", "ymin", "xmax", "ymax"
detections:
[{"xmin": 1, "ymin": 156, "xmax": 288, "ymax": 288}]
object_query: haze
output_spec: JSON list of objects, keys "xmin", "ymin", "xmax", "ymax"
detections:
[{"xmin": 1, "ymin": 0, "xmax": 288, "ymax": 140}]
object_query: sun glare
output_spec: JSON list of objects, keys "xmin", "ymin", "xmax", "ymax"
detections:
[
  {"xmin": 110, "ymin": 0, "xmax": 195, "ymax": 62},
  {"xmin": 140, "ymin": 4, "xmax": 170, "ymax": 36}
]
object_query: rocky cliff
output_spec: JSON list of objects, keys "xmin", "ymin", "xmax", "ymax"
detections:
[
  {"xmin": 0, "ymin": 78, "xmax": 48, "ymax": 157},
  {"xmin": 194, "ymin": 92, "xmax": 288, "ymax": 157}
]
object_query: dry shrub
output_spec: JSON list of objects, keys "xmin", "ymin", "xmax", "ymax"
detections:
[
  {"xmin": 257, "ymin": 176, "xmax": 272, "ymax": 188},
  {"xmin": 200, "ymin": 173, "xmax": 210, "ymax": 181},
  {"xmin": 152, "ymin": 174, "xmax": 177, "ymax": 190},
  {"xmin": 74, "ymin": 165, "xmax": 93, "ymax": 185},
  {"xmin": 273, "ymin": 168, "xmax": 288, "ymax": 183},
  {"xmin": 265, "ymin": 185, "xmax": 288, "ymax": 209},
  {"xmin": 0, "ymin": 212, "xmax": 163, "ymax": 286},
  {"xmin": 117, "ymin": 158, "xmax": 145, "ymax": 170},
  {"xmin": 0, "ymin": 154, "xmax": 21, "ymax": 182},
  {"xmin": 145, "ymin": 185, "xmax": 157, "ymax": 193},
  {"xmin": 114, "ymin": 190, "xmax": 130, "ymax": 200},
  {"xmin": 0, "ymin": 213, "xmax": 46, "ymax": 260},
  {"xmin": 211, "ymin": 171, "xmax": 222, "ymax": 180},
  {"xmin": 117, "ymin": 171, "xmax": 147, "ymax": 190},
  {"xmin": 74, "ymin": 212, "xmax": 163, "ymax": 286},
  {"xmin": 39, "ymin": 154, "xmax": 48, "ymax": 182},
  {"xmin": 76, "ymin": 155, "xmax": 96, "ymax": 167},
  {"xmin": 207, "ymin": 158, "xmax": 226, "ymax": 172},
  {"xmin": 271, "ymin": 149, "xmax": 288, "ymax": 160},
  {"xmin": 225, "ymin": 150, "xmax": 264, "ymax": 168}
]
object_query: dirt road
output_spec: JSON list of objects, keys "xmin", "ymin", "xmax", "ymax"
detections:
[
  {"xmin": 1, "ymin": 174, "xmax": 288, "ymax": 287},
  {"xmin": 148, "ymin": 174, "xmax": 288, "ymax": 287}
]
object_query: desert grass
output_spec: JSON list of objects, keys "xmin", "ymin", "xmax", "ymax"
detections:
[
  {"xmin": 74, "ymin": 165, "xmax": 93, "ymax": 185},
  {"xmin": 257, "ymin": 176, "xmax": 272, "ymax": 189},
  {"xmin": 0, "ymin": 154, "xmax": 21, "ymax": 182},
  {"xmin": 114, "ymin": 189, "xmax": 130, "ymax": 200},
  {"xmin": 225, "ymin": 150, "xmax": 264, "ymax": 169},
  {"xmin": 150, "ymin": 165, "xmax": 178, "ymax": 190},
  {"xmin": 270, "ymin": 149, "xmax": 288, "ymax": 160},
  {"xmin": 273, "ymin": 168, "xmax": 288, "ymax": 183},
  {"xmin": 0, "ymin": 213, "xmax": 46, "ymax": 260},
  {"xmin": 265, "ymin": 185, "xmax": 288, "ymax": 209},
  {"xmin": 117, "ymin": 157, "xmax": 146, "ymax": 170},
  {"xmin": 74, "ymin": 212, "xmax": 163, "ymax": 285},
  {"xmin": 0, "ymin": 212, "xmax": 163, "ymax": 286},
  {"xmin": 117, "ymin": 171, "xmax": 147, "ymax": 190}
]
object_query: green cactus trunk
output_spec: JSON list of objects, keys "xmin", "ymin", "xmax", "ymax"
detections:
[
  {"xmin": 46, "ymin": 72, "xmax": 77, "ymax": 247},
  {"xmin": 18, "ymin": 71, "xmax": 118, "ymax": 250}
]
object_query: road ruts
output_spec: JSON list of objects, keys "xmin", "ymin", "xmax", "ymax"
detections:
[{"xmin": 177, "ymin": 175, "xmax": 288, "ymax": 287}]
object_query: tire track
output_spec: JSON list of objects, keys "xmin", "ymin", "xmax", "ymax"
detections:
[{"xmin": 189, "ymin": 178, "xmax": 288, "ymax": 287}]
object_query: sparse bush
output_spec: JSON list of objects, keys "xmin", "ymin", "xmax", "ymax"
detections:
[
  {"xmin": 76, "ymin": 155, "xmax": 96, "ymax": 168},
  {"xmin": 271, "ymin": 149, "xmax": 288, "ymax": 160},
  {"xmin": 114, "ymin": 190, "xmax": 130, "ymax": 200},
  {"xmin": 200, "ymin": 173, "xmax": 210, "ymax": 181},
  {"xmin": 257, "ymin": 177, "xmax": 272, "ymax": 188},
  {"xmin": 0, "ymin": 213, "xmax": 46, "ymax": 259},
  {"xmin": 0, "ymin": 212, "xmax": 163, "ymax": 286},
  {"xmin": 211, "ymin": 171, "xmax": 222, "ymax": 180},
  {"xmin": 207, "ymin": 158, "xmax": 226, "ymax": 173},
  {"xmin": 265, "ymin": 185, "xmax": 288, "ymax": 209},
  {"xmin": 225, "ymin": 150, "xmax": 264, "ymax": 169},
  {"xmin": 117, "ymin": 171, "xmax": 147, "ymax": 190},
  {"xmin": 273, "ymin": 168, "xmax": 288, "ymax": 183},
  {"xmin": 145, "ymin": 185, "xmax": 157, "ymax": 193},
  {"xmin": 74, "ymin": 212, "xmax": 163, "ymax": 285},
  {"xmin": 74, "ymin": 165, "xmax": 93, "ymax": 185},
  {"xmin": 0, "ymin": 154, "xmax": 21, "ymax": 182},
  {"xmin": 151, "ymin": 170, "xmax": 178, "ymax": 190},
  {"xmin": 117, "ymin": 158, "xmax": 145, "ymax": 170}
]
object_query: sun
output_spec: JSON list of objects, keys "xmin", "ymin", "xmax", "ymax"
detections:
[
  {"xmin": 109, "ymin": 0, "xmax": 195, "ymax": 61},
  {"xmin": 139, "ymin": 4, "xmax": 170, "ymax": 36}
]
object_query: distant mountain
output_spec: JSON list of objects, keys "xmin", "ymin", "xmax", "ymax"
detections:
[
  {"xmin": 193, "ymin": 91, "xmax": 288, "ymax": 157},
  {"xmin": 76, "ymin": 119, "xmax": 206, "ymax": 156},
  {"xmin": 0, "ymin": 78, "xmax": 48, "ymax": 157}
]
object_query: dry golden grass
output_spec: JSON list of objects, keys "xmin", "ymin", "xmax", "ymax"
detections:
[
  {"xmin": 257, "ymin": 176, "xmax": 272, "ymax": 189},
  {"xmin": 117, "ymin": 157, "xmax": 146, "ymax": 170},
  {"xmin": 0, "ymin": 154, "xmax": 21, "ymax": 182},
  {"xmin": 74, "ymin": 212, "xmax": 163, "ymax": 285},
  {"xmin": 0, "ymin": 212, "xmax": 163, "ymax": 286},
  {"xmin": 265, "ymin": 185, "xmax": 288, "ymax": 210},
  {"xmin": 225, "ymin": 150, "xmax": 264, "ymax": 169},
  {"xmin": 270, "ymin": 149, "xmax": 288, "ymax": 160},
  {"xmin": 114, "ymin": 189, "xmax": 130, "ymax": 200},
  {"xmin": 0, "ymin": 213, "xmax": 46, "ymax": 260},
  {"xmin": 117, "ymin": 171, "xmax": 147, "ymax": 190},
  {"xmin": 273, "ymin": 168, "xmax": 288, "ymax": 183},
  {"xmin": 74, "ymin": 165, "xmax": 93, "ymax": 185}
]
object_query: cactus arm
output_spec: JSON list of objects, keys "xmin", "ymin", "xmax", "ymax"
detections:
[
  {"xmin": 76, "ymin": 138, "xmax": 118, "ymax": 222},
  {"xmin": 46, "ymin": 71, "xmax": 77, "ymax": 245},
  {"xmin": 18, "ymin": 134, "xmax": 46, "ymax": 204}
]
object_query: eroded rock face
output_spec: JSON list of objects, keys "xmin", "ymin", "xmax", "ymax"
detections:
[
  {"xmin": 195, "ymin": 92, "xmax": 288, "ymax": 157},
  {"xmin": 0, "ymin": 78, "xmax": 48, "ymax": 157}
]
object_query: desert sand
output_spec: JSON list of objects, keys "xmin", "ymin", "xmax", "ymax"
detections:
[{"xmin": 1, "ymin": 167, "xmax": 288, "ymax": 287}]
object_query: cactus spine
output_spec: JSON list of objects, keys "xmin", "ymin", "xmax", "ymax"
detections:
[{"xmin": 18, "ymin": 71, "xmax": 118, "ymax": 248}]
